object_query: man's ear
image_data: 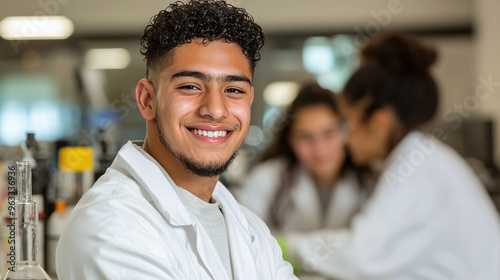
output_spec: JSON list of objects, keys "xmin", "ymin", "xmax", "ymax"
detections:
[
  {"xmin": 250, "ymin": 86, "xmax": 254, "ymax": 105},
  {"xmin": 135, "ymin": 78, "xmax": 156, "ymax": 120}
]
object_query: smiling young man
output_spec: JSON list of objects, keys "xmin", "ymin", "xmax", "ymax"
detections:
[
  {"xmin": 56, "ymin": 1, "xmax": 297, "ymax": 279},
  {"xmin": 137, "ymin": 38, "xmax": 253, "ymax": 203}
]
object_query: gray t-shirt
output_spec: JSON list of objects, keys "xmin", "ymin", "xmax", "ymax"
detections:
[{"xmin": 174, "ymin": 185, "xmax": 233, "ymax": 279}]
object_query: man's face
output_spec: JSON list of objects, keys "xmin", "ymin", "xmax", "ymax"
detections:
[{"xmin": 153, "ymin": 38, "xmax": 254, "ymax": 177}]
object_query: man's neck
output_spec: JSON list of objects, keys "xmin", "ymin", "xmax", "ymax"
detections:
[{"xmin": 142, "ymin": 136, "xmax": 219, "ymax": 203}]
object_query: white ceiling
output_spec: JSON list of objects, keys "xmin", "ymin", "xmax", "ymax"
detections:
[{"xmin": 1, "ymin": 0, "xmax": 473, "ymax": 36}]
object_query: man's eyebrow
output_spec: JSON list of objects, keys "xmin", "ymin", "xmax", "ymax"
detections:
[
  {"xmin": 170, "ymin": 71, "xmax": 208, "ymax": 81},
  {"xmin": 223, "ymin": 75, "xmax": 251, "ymax": 85},
  {"xmin": 170, "ymin": 71, "xmax": 251, "ymax": 85}
]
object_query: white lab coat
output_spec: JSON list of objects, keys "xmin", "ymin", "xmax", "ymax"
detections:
[
  {"xmin": 56, "ymin": 141, "xmax": 297, "ymax": 280},
  {"xmin": 238, "ymin": 158, "xmax": 367, "ymax": 233},
  {"xmin": 292, "ymin": 131, "xmax": 500, "ymax": 279}
]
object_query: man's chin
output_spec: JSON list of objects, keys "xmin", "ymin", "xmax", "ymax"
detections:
[{"xmin": 177, "ymin": 152, "xmax": 238, "ymax": 178}]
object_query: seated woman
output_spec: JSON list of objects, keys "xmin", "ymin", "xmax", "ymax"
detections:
[{"xmin": 238, "ymin": 82, "xmax": 371, "ymax": 234}]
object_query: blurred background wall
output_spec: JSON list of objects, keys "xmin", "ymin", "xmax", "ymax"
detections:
[
  {"xmin": 3, "ymin": 1, "xmax": 500, "ymax": 276},
  {"xmin": 0, "ymin": 0, "xmax": 499, "ymax": 185}
]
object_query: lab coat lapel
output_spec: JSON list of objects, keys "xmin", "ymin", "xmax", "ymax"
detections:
[
  {"xmin": 213, "ymin": 183, "xmax": 261, "ymax": 280},
  {"xmin": 192, "ymin": 222, "xmax": 231, "ymax": 280},
  {"xmin": 118, "ymin": 142, "xmax": 231, "ymax": 280},
  {"xmin": 117, "ymin": 142, "xmax": 192, "ymax": 226}
]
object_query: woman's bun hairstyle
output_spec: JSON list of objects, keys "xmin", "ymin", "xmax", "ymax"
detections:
[
  {"xmin": 343, "ymin": 32, "xmax": 439, "ymax": 132},
  {"xmin": 361, "ymin": 32, "xmax": 437, "ymax": 75}
]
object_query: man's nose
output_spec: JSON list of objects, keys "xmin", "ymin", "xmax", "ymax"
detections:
[{"xmin": 198, "ymin": 88, "xmax": 228, "ymax": 121}]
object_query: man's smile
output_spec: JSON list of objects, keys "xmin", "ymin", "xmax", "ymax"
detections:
[
  {"xmin": 186, "ymin": 124, "xmax": 235, "ymax": 144},
  {"xmin": 191, "ymin": 129, "xmax": 228, "ymax": 137}
]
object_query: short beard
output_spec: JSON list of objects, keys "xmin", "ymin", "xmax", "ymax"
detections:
[{"xmin": 156, "ymin": 115, "xmax": 237, "ymax": 177}]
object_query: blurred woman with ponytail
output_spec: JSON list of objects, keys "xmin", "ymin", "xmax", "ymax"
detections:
[{"xmin": 286, "ymin": 32, "xmax": 500, "ymax": 280}]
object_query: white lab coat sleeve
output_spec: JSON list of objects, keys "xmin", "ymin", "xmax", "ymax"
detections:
[
  {"xmin": 292, "ymin": 178, "xmax": 444, "ymax": 280},
  {"xmin": 268, "ymin": 224, "xmax": 299, "ymax": 280},
  {"xmin": 240, "ymin": 206, "xmax": 299, "ymax": 279},
  {"xmin": 56, "ymin": 188, "xmax": 190, "ymax": 280}
]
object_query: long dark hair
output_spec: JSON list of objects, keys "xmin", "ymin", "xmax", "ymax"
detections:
[{"xmin": 259, "ymin": 82, "xmax": 369, "ymax": 230}]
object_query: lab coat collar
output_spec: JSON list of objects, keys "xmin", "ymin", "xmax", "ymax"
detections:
[
  {"xmin": 115, "ymin": 141, "xmax": 259, "ymax": 279},
  {"xmin": 212, "ymin": 184, "xmax": 259, "ymax": 279},
  {"xmin": 212, "ymin": 182, "xmax": 252, "ymax": 235},
  {"xmin": 213, "ymin": 182, "xmax": 257, "ymax": 242},
  {"xmin": 114, "ymin": 141, "xmax": 194, "ymax": 226},
  {"xmin": 117, "ymin": 141, "xmax": 254, "ymax": 233}
]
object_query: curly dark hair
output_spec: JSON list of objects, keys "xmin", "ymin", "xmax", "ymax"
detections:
[{"xmin": 140, "ymin": 0, "xmax": 265, "ymax": 78}]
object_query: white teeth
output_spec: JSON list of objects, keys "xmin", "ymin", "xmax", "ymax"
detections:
[{"xmin": 191, "ymin": 129, "xmax": 228, "ymax": 138}]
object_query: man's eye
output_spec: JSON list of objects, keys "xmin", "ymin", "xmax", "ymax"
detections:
[
  {"xmin": 226, "ymin": 88, "xmax": 244, "ymax": 94},
  {"xmin": 179, "ymin": 85, "xmax": 199, "ymax": 90}
]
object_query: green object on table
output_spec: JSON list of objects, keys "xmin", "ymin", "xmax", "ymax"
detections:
[{"xmin": 276, "ymin": 236, "xmax": 302, "ymax": 276}]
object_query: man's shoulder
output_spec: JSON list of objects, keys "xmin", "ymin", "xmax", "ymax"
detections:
[
  {"xmin": 56, "ymin": 173, "xmax": 188, "ymax": 280},
  {"xmin": 74, "ymin": 167, "xmax": 144, "ymax": 209},
  {"xmin": 215, "ymin": 183, "xmax": 271, "ymax": 235},
  {"xmin": 237, "ymin": 203, "xmax": 273, "ymax": 236},
  {"xmin": 64, "ymin": 165, "xmax": 166, "ymax": 238}
]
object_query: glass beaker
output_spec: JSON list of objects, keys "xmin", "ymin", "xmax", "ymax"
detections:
[{"xmin": 1, "ymin": 161, "xmax": 52, "ymax": 280}]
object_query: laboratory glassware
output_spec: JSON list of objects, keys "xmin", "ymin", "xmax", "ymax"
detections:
[{"xmin": 0, "ymin": 161, "xmax": 52, "ymax": 280}]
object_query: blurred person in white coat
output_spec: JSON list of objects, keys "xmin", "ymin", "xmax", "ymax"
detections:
[
  {"xmin": 238, "ymin": 83, "xmax": 372, "ymax": 234},
  {"xmin": 286, "ymin": 32, "xmax": 500, "ymax": 279},
  {"xmin": 56, "ymin": 1, "xmax": 297, "ymax": 279}
]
